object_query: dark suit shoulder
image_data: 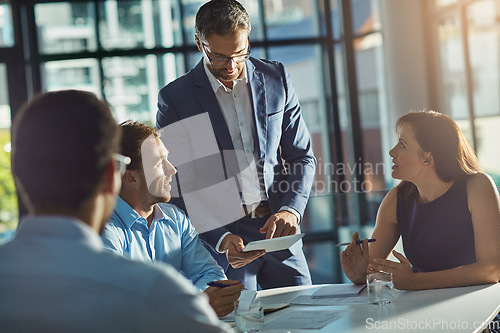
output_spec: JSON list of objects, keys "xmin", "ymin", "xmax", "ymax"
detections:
[
  {"xmin": 248, "ymin": 57, "xmax": 290, "ymax": 93},
  {"xmin": 249, "ymin": 57, "xmax": 285, "ymax": 75},
  {"xmin": 159, "ymin": 65, "xmax": 197, "ymax": 96},
  {"xmin": 249, "ymin": 56, "xmax": 282, "ymax": 67}
]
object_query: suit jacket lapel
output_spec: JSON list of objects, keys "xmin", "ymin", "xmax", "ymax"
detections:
[
  {"xmin": 247, "ymin": 59, "xmax": 267, "ymax": 159},
  {"xmin": 193, "ymin": 60, "xmax": 234, "ymax": 151}
]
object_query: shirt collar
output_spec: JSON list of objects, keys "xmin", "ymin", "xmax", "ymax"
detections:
[
  {"xmin": 113, "ymin": 196, "xmax": 169, "ymax": 229},
  {"xmin": 152, "ymin": 204, "xmax": 168, "ymax": 223},
  {"xmin": 203, "ymin": 60, "xmax": 247, "ymax": 94},
  {"xmin": 113, "ymin": 196, "xmax": 145, "ymax": 229},
  {"xmin": 15, "ymin": 215, "xmax": 104, "ymax": 250}
]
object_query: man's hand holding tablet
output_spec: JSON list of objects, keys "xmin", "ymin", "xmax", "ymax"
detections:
[{"xmin": 242, "ymin": 233, "xmax": 305, "ymax": 253}]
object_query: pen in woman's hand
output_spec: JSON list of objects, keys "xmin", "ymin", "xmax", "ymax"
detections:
[{"xmin": 336, "ymin": 239, "xmax": 376, "ymax": 247}]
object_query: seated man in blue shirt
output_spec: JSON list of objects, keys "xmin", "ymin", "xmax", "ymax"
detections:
[
  {"xmin": 102, "ymin": 120, "xmax": 244, "ymax": 317},
  {"xmin": 0, "ymin": 90, "xmax": 230, "ymax": 332}
]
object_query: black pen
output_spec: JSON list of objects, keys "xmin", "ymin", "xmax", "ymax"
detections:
[
  {"xmin": 336, "ymin": 239, "xmax": 376, "ymax": 247},
  {"xmin": 207, "ymin": 281, "xmax": 230, "ymax": 288}
]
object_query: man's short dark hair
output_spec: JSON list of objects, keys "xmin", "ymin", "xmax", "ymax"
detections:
[
  {"xmin": 12, "ymin": 90, "xmax": 119, "ymax": 212},
  {"xmin": 195, "ymin": 0, "xmax": 250, "ymax": 41},
  {"xmin": 119, "ymin": 120, "xmax": 158, "ymax": 171}
]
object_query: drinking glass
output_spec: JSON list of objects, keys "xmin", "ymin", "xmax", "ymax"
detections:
[
  {"xmin": 367, "ymin": 271, "xmax": 394, "ymax": 305},
  {"xmin": 234, "ymin": 299, "xmax": 264, "ymax": 333}
]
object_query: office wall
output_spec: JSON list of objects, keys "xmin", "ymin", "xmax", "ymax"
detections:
[{"xmin": 378, "ymin": 0, "xmax": 431, "ymax": 185}]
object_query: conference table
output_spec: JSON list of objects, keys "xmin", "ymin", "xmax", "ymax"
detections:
[{"xmin": 250, "ymin": 283, "xmax": 500, "ymax": 332}]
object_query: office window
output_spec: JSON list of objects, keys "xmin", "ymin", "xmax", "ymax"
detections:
[
  {"xmin": 42, "ymin": 59, "xmax": 101, "ymax": 96},
  {"xmin": 100, "ymin": 1, "xmax": 152, "ymax": 49},
  {"xmin": 332, "ymin": 0, "xmax": 386, "ymax": 231},
  {"xmin": 436, "ymin": 14, "xmax": 474, "ymax": 163},
  {"xmin": 354, "ymin": 31, "xmax": 386, "ymax": 224},
  {"xmin": 268, "ymin": 43, "xmax": 333, "ymax": 234},
  {"xmin": 35, "ymin": 2, "xmax": 98, "ymax": 54},
  {"xmin": 437, "ymin": 16, "xmax": 468, "ymax": 120},
  {"xmin": 98, "ymin": 0, "xmax": 185, "ymax": 49},
  {"xmin": 435, "ymin": 0, "xmax": 460, "ymax": 7},
  {"xmin": 329, "ymin": 0, "xmax": 341, "ymax": 40},
  {"xmin": 267, "ymin": 45, "xmax": 326, "ymax": 171},
  {"xmin": 466, "ymin": 0, "xmax": 500, "ymax": 183},
  {"xmin": 102, "ymin": 55, "xmax": 161, "ymax": 125},
  {"xmin": 467, "ymin": 0, "xmax": 500, "ymax": 118},
  {"xmin": 161, "ymin": 53, "xmax": 187, "ymax": 86},
  {"xmin": 0, "ymin": 3, "xmax": 14, "ymax": 47},
  {"xmin": 264, "ymin": 0, "xmax": 322, "ymax": 40},
  {"xmin": 0, "ymin": 63, "xmax": 17, "ymax": 243},
  {"xmin": 43, "ymin": 55, "xmax": 186, "ymax": 126},
  {"xmin": 431, "ymin": 0, "xmax": 500, "ymax": 185},
  {"xmin": 351, "ymin": 0, "xmax": 380, "ymax": 35},
  {"xmin": 353, "ymin": 0, "xmax": 385, "ymax": 201}
]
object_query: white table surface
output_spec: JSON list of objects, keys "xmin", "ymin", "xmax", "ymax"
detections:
[{"xmin": 256, "ymin": 283, "xmax": 500, "ymax": 332}]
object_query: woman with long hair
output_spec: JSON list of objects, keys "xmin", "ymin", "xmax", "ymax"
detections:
[{"xmin": 341, "ymin": 110, "xmax": 500, "ymax": 290}]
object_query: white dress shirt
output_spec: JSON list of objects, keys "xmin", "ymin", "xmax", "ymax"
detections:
[
  {"xmin": 204, "ymin": 62, "xmax": 263, "ymax": 206},
  {"xmin": 203, "ymin": 63, "xmax": 301, "ymax": 253}
]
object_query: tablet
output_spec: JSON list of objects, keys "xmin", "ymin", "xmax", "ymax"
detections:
[{"xmin": 241, "ymin": 233, "xmax": 305, "ymax": 253}]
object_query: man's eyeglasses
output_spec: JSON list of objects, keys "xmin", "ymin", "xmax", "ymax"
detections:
[
  {"xmin": 112, "ymin": 153, "xmax": 131, "ymax": 176},
  {"xmin": 201, "ymin": 43, "xmax": 251, "ymax": 66}
]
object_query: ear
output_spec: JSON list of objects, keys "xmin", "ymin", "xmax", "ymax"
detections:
[
  {"xmin": 119, "ymin": 171, "xmax": 141, "ymax": 201},
  {"xmin": 422, "ymin": 152, "xmax": 434, "ymax": 166},
  {"xmin": 194, "ymin": 35, "xmax": 203, "ymax": 53},
  {"xmin": 122, "ymin": 170, "xmax": 138, "ymax": 186}
]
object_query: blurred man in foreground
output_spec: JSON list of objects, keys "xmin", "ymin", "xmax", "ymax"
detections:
[{"xmin": 0, "ymin": 90, "xmax": 230, "ymax": 332}]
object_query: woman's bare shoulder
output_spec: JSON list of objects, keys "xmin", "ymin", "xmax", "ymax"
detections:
[
  {"xmin": 466, "ymin": 173, "xmax": 498, "ymax": 193},
  {"xmin": 376, "ymin": 187, "xmax": 400, "ymax": 224}
]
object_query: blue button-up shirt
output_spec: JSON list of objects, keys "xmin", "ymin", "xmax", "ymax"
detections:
[
  {"xmin": 0, "ymin": 215, "xmax": 231, "ymax": 333},
  {"xmin": 102, "ymin": 197, "xmax": 226, "ymax": 291}
]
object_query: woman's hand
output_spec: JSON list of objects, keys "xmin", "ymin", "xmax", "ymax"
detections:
[
  {"xmin": 340, "ymin": 232, "xmax": 370, "ymax": 284},
  {"xmin": 367, "ymin": 250, "xmax": 417, "ymax": 290}
]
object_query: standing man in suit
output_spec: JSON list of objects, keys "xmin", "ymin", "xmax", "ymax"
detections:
[{"xmin": 156, "ymin": 0, "xmax": 316, "ymax": 290}]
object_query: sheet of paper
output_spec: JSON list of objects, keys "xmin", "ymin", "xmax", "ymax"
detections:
[
  {"xmin": 242, "ymin": 233, "xmax": 304, "ymax": 252},
  {"xmin": 260, "ymin": 292, "xmax": 296, "ymax": 306},
  {"xmin": 238, "ymin": 289, "xmax": 257, "ymax": 311},
  {"xmin": 291, "ymin": 294, "xmax": 369, "ymax": 305},
  {"xmin": 263, "ymin": 303, "xmax": 290, "ymax": 314},
  {"xmin": 265, "ymin": 309, "xmax": 351, "ymax": 330},
  {"xmin": 312, "ymin": 284, "xmax": 365, "ymax": 298}
]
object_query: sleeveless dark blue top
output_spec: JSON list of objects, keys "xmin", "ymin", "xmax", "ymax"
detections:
[{"xmin": 397, "ymin": 177, "xmax": 476, "ymax": 273}]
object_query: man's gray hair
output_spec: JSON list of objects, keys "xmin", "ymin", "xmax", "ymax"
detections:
[{"xmin": 195, "ymin": 0, "xmax": 251, "ymax": 41}]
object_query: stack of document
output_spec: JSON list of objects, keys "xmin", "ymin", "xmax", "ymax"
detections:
[
  {"xmin": 291, "ymin": 284, "xmax": 369, "ymax": 306},
  {"xmin": 265, "ymin": 309, "xmax": 352, "ymax": 330}
]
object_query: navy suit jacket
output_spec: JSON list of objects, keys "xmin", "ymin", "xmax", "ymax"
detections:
[{"xmin": 156, "ymin": 57, "xmax": 316, "ymax": 256}]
